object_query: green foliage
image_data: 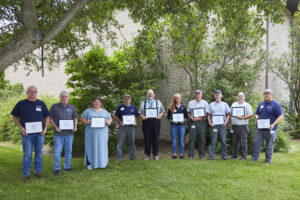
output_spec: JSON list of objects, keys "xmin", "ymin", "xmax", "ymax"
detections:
[
  {"xmin": 66, "ymin": 42, "xmax": 164, "ymax": 154},
  {"xmin": 271, "ymin": 8, "xmax": 300, "ymax": 137},
  {"xmin": 0, "ymin": 92, "xmax": 58, "ymax": 146},
  {"xmin": 1, "ymin": 0, "xmax": 286, "ymax": 71}
]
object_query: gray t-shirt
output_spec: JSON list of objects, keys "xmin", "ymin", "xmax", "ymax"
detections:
[
  {"xmin": 231, "ymin": 101, "xmax": 253, "ymax": 125},
  {"xmin": 49, "ymin": 103, "xmax": 78, "ymax": 136},
  {"xmin": 187, "ymin": 99, "xmax": 209, "ymax": 116},
  {"xmin": 208, "ymin": 101, "xmax": 231, "ymax": 115}
]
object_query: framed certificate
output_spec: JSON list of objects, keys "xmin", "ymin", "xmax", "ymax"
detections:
[
  {"xmin": 123, "ymin": 115, "xmax": 135, "ymax": 125},
  {"xmin": 25, "ymin": 121, "xmax": 43, "ymax": 134},
  {"xmin": 91, "ymin": 117, "xmax": 106, "ymax": 128},
  {"xmin": 172, "ymin": 113, "xmax": 184, "ymax": 122},
  {"xmin": 59, "ymin": 120, "xmax": 74, "ymax": 130},
  {"xmin": 257, "ymin": 119, "xmax": 270, "ymax": 129},
  {"xmin": 231, "ymin": 107, "xmax": 245, "ymax": 117},
  {"xmin": 192, "ymin": 108, "xmax": 205, "ymax": 118},
  {"xmin": 212, "ymin": 115, "xmax": 225, "ymax": 125},
  {"xmin": 146, "ymin": 108, "xmax": 158, "ymax": 118}
]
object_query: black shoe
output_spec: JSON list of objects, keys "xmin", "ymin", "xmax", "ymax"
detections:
[
  {"xmin": 208, "ymin": 157, "xmax": 215, "ymax": 160},
  {"xmin": 172, "ymin": 155, "xmax": 177, "ymax": 159},
  {"xmin": 179, "ymin": 156, "xmax": 184, "ymax": 159},
  {"xmin": 53, "ymin": 170, "xmax": 60, "ymax": 176},
  {"xmin": 64, "ymin": 168, "xmax": 72, "ymax": 172},
  {"xmin": 222, "ymin": 157, "xmax": 228, "ymax": 160}
]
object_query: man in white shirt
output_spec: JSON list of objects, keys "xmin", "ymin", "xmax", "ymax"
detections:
[{"xmin": 230, "ymin": 92, "xmax": 253, "ymax": 160}]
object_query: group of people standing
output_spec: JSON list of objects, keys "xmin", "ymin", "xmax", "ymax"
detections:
[{"xmin": 11, "ymin": 86, "xmax": 283, "ymax": 182}]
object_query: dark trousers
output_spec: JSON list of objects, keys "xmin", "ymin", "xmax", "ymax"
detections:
[
  {"xmin": 188, "ymin": 120, "xmax": 206, "ymax": 158},
  {"xmin": 142, "ymin": 119, "xmax": 160, "ymax": 156},
  {"xmin": 209, "ymin": 126, "xmax": 227, "ymax": 159},
  {"xmin": 232, "ymin": 125, "xmax": 248, "ymax": 159}
]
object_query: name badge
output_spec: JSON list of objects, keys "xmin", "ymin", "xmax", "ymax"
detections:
[
  {"xmin": 191, "ymin": 125, "xmax": 195, "ymax": 129},
  {"xmin": 36, "ymin": 107, "xmax": 41, "ymax": 112},
  {"xmin": 120, "ymin": 107, "xmax": 125, "ymax": 111},
  {"xmin": 213, "ymin": 129, "xmax": 218, "ymax": 133},
  {"xmin": 270, "ymin": 130, "xmax": 275, "ymax": 134}
]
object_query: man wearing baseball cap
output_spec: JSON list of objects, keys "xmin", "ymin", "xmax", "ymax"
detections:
[
  {"xmin": 251, "ymin": 89, "xmax": 283, "ymax": 164},
  {"xmin": 187, "ymin": 90, "xmax": 209, "ymax": 159},
  {"xmin": 207, "ymin": 90, "xmax": 231, "ymax": 160},
  {"xmin": 115, "ymin": 94, "xmax": 139, "ymax": 162}
]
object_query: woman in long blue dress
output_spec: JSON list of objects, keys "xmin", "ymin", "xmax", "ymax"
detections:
[{"xmin": 80, "ymin": 98, "xmax": 112, "ymax": 169}]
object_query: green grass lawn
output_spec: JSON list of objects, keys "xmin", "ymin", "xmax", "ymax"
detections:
[{"xmin": 0, "ymin": 142, "xmax": 300, "ymax": 200}]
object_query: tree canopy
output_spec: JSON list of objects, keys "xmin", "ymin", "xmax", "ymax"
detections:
[{"xmin": 0, "ymin": 0, "xmax": 286, "ymax": 71}]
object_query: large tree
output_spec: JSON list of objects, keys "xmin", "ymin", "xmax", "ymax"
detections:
[{"xmin": 0, "ymin": 0, "xmax": 285, "ymax": 71}]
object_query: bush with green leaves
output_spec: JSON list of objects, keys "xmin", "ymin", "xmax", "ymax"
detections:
[
  {"xmin": 0, "ymin": 90, "xmax": 58, "ymax": 146},
  {"xmin": 65, "ymin": 43, "xmax": 164, "ymax": 155}
]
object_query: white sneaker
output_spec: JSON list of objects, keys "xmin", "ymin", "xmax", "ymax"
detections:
[{"xmin": 87, "ymin": 165, "xmax": 93, "ymax": 170}]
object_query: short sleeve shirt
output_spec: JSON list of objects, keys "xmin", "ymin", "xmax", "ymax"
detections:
[
  {"xmin": 138, "ymin": 99, "xmax": 164, "ymax": 116},
  {"xmin": 231, "ymin": 101, "xmax": 253, "ymax": 125},
  {"xmin": 255, "ymin": 100, "xmax": 283, "ymax": 130},
  {"xmin": 208, "ymin": 101, "xmax": 231, "ymax": 116},
  {"xmin": 115, "ymin": 104, "xmax": 139, "ymax": 121},
  {"xmin": 49, "ymin": 103, "xmax": 78, "ymax": 136},
  {"xmin": 11, "ymin": 99, "xmax": 49, "ymax": 130},
  {"xmin": 187, "ymin": 99, "xmax": 209, "ymax": 115}
]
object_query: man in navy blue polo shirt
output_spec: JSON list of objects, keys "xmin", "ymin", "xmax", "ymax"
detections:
[
  {"xmin": 11, "ymin": 85, "xmax": 49, "ymax": 182},
  {"xmin": 251, "ymin": 89, "xmax": 283, "ymax": 164},
  {"xmin": 115, "ymin": 94, "xmax": 139, "ymax": 162}
]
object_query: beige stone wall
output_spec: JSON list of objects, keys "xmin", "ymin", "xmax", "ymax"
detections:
[{"xmin": 255, "ymin": 9, "xmax": 291, "ymax": 102}]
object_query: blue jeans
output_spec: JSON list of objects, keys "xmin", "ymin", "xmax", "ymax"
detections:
[
  {"xmin": 252, "ymin": 129, "xmax": 277, "ymax": 162},
  {"xmin": 53, "ymin": 135, "xmax": 74, "ymax": 170},
  {"xmin": 21, "ymin": 134, "xmax": 45, "ymax": 176},
  {"xmin": 170, "ymin": 124, "xmax": 185, "ymax": 155}
]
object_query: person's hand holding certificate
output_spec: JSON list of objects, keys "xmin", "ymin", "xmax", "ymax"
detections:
[
  {"xmin": 212, "ymin": 115, "xmax": 225, "ymax": 126},
  {"xmin": 146, "ymin": 108, "xmax": 158, "ymax": 118},
  {"xmin": 257, "ymin": 119, "xmax": 270, "ymax": 129},
  {"xmin": 231, "ymin": 107, "xmax": 245, "ymax": 117},
  {"xmin": 123, "ymin": 115, "xmax": 135, "ymax": 125},
  {"xmin": 91, "ymin": 117, "xmax": 106, "ymax": 128},
  {"xmin": 172, "ymin": 113, "xmax": 184, "ymax": 123},
  {"xmin": 25, "ymin": 121, "xmax": 43, "ymax": 134},
  {"xmin": 192, "ymin": 108, "xmax": 205, "ymax": 118},
  {"xmin": 59, "ymin": 120, "xmax": 74, "ymax": 130}
]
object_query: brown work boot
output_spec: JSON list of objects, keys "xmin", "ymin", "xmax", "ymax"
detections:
[
  {"xmin": 35, "ymin": 173, "xmax": 42, "ymax": 179},
  {"xmin": 23, "ymin": 175, "xmax": 30, "ymax": 182}
]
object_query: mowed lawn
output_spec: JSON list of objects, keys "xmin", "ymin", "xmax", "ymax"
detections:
[{"xmin": 0, "ymin": 141, "xmax": 300, "ymax": 200}]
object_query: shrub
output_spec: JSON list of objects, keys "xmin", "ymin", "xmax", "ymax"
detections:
[{"xmin": 0, "ymin": 93, "xmax": 58, "ymax": 146}]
